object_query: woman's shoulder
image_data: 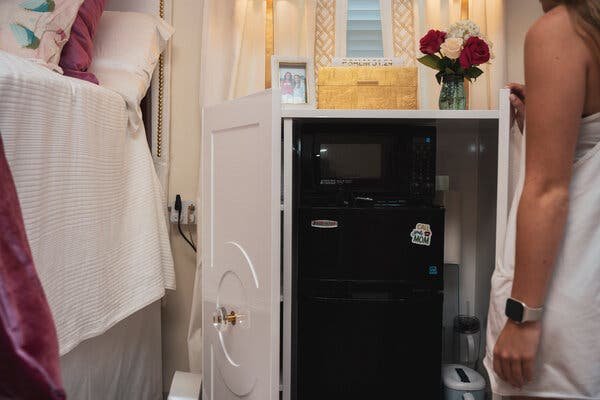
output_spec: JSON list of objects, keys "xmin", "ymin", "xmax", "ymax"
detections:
[
  {"xmin": 526, "ymin": 5, "xmax": 578, "ymax": 45},
  {"xmin": 525, "ymin": 5, "xmax": 589, "ymax": 60}
]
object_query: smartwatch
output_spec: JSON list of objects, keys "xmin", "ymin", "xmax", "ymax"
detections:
[{"xmin": 505, "ymin": 298, "xmax": 544, "ymax": 323}]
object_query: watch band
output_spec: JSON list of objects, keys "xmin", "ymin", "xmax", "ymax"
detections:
[{"xmin": 522, "ymin": 303, "xmax": 544, "ymax": 322}]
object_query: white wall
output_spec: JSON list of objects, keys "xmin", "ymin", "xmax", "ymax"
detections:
[
  {"xmin": 505, "ymin": 0, "xmax": 543, "ymax": 84},
  {"xmin": 161, "ymin": 0, "xmax": 203, "ymax": 392}
]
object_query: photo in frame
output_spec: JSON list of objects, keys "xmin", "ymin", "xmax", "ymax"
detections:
[{"xmin": 271, "ymin": 56, "xmax": 316, "ymax": 108}]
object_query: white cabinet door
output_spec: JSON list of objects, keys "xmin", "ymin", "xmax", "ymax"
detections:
[{"xmin": 202, "ymin": 90, "xmax": 281, "ymax": 400}]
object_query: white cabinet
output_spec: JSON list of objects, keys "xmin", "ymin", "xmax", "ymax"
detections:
[{"xmin": 201, "ymin": 89, "xmax": 512, "ymax": 400}]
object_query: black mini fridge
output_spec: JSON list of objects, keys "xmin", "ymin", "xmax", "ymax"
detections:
[{"xmin": 293, "ymin": 206, "xmax": 445, "ymax": 399}]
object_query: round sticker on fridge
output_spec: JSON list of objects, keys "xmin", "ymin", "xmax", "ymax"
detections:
[{"xmin": 410, "ymin": 223, "xmax": 432, "ymax": 246}]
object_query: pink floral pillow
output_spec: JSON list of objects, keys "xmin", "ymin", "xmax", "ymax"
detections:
[{"xmin": 0, "ymin": 0, "xmax": 84, "ymax": 73}]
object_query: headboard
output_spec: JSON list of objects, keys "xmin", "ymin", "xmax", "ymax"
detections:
[{"xmin": 105, "ymin": 0, "xmax": 173, "ymax": 190}]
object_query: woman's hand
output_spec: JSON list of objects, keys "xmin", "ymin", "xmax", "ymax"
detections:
[
  {"xmin": 493, "ymin": 319, "xmax": 542, "ymax": 388},
  {"xmin": 507, "ymin": 83, "xmax": 526, "ymax": 133}
]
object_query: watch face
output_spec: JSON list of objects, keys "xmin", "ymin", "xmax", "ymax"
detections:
[{"xmin": 505, "ymin": 298, "xmax": 524, "ymax": 322}]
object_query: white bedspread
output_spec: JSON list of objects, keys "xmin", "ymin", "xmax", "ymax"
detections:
[{"xmin": 0, "ymin": 51, "xmax": 175, "ymax": 355}]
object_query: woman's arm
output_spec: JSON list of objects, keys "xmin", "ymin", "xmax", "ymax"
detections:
[
  {"xmin": 493, "ymin": 6, "xmax": 588, "ymax": 388},
  {"xmin": 514, "ymin": 5, "xmax": 586, "ymax": 309}
]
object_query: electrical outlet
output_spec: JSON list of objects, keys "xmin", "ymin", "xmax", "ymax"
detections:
[{"xmin": 170, "ymin": 199, "xmax": 197, "ymax": 225}]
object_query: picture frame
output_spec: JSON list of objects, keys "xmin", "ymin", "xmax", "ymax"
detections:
[{"xmin": 271, "ymin": 56, "xmax": 316, "ymax": 109}]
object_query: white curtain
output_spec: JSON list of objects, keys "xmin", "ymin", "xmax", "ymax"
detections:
[
  {"xmin": 199, "ymin": 0, "xmax": 266, "ymax": 107},
  {"xmin": 414, "ymin": 0, "xmax": 506, "ymax": 109},
  {"xmin": 197, "ymin": 0, "xmax": 315, "ymax": 107},
  {"xmin": 275, "ymin": 0, "xmax": 316, "ymax": 57},
  {"xmin": 468, "ymin": 0, "xmax": 506, "ymax": 110}
]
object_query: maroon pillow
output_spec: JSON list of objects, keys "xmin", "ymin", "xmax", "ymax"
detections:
[{"xmin": 59, "ymin": 0, "xmax": 107, "ymax": 84}]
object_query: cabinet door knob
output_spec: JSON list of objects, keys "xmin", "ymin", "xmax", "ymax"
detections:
[{"xmin": 212, "ymin": 307, "xmax": 246, "ymax": 332}]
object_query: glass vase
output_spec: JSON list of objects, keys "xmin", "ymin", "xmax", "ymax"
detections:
[{"xmin": 439, "ymin": 74, "xmax": 467, "ymax": 110}]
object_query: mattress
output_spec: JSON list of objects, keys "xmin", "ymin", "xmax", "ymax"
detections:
[{"xmin": 0, "ymin": 51, "xmax": 175, "ymax": 355}]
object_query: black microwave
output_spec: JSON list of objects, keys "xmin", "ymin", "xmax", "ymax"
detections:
[{"xmin": 296, "ymin": 121, "xmax": 436, "ymax": 206}]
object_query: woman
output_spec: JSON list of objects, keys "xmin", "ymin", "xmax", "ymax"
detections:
[
  {"xmin": 292, "ymin": 74, "xmax": 306, "ymax": 104},
  {"xmin": 485, "ymin": 0, "xmax": 600, "ymax": 398},
  {"xmin": 281, "ymin": 71, "xmax": 294, "ymax": 103}
]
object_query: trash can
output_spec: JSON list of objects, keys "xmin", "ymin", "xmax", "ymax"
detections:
[{"xmin": 442, "ymin": 364, "xmax": 485, "ymax": 400}]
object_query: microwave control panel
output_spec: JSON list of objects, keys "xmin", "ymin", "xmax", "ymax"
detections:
[{"xmin": 410, "ymin": 135, "xmax": 436, "ymax": 199}]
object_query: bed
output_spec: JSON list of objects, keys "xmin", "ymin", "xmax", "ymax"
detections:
[{"xmin": 0, "ymin": 1, "xmax": 175, "ymax": 399}]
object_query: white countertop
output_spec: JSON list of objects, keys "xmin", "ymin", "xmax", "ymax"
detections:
[{"xmin": 281, "ymin": 108, "xmax": 500, "ymax": 120}]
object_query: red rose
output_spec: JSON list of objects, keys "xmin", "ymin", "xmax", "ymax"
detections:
[
  {"xmin": 459, "ymin": 36, "xmax": 490, "ymax": 69},
  {"xmin": 419, "ymin": 29, "xmax": 447, "ymax": 55}
]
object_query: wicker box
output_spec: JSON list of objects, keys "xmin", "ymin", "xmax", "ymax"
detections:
[{"xmin": 317, "ymin": 66, "xmax": 418, "ymax": 110}]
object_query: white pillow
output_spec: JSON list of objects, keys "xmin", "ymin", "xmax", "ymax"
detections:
[{"xmin": 89, "ymin": 11, "xmax": 174, "ymax": 131}]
